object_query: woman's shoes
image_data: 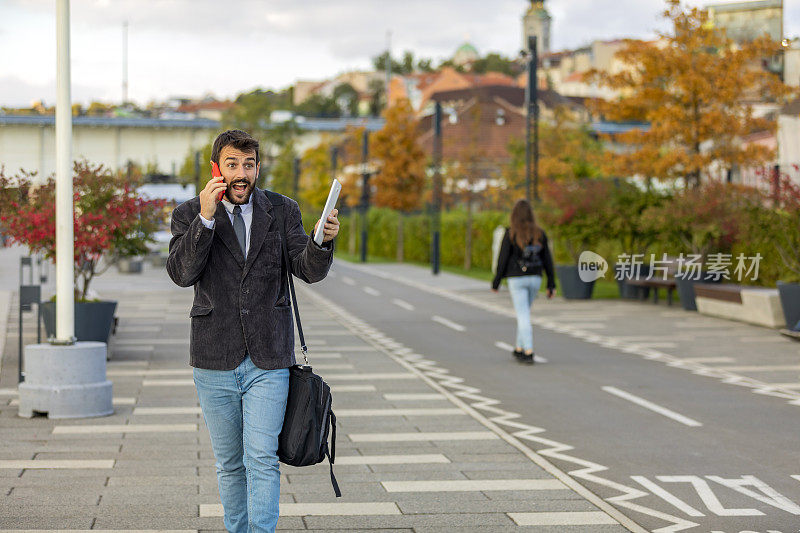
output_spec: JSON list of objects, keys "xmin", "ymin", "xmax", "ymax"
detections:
[{"xmin": 513, "ymin": 349, "xmax": 534, "ymax": 365}]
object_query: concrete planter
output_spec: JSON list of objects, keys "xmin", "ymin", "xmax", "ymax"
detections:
[
  {"xmin": 117, "ymin": 257, "xmax": 143, "ymax": 274},
  {"xmin": 777, "ymin": 281, "xmax": 800, "ymax": 331},
  {"xmin": 18, "ymin": 341, "xmax": 113, "ymax": 419},
  {"xmin": 41, "ymin": 301, "xmax": 117, "ymax": 343},
  {"xmin": 555, "ymin": 264, "xmax": 595, "ymax": 299},
  {"xmin": 674, "ymin": 272, "xmax": 721, "ymax": 311}
]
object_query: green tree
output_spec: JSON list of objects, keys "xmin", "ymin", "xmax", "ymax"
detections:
[
  {"xmin": 371, "ymin": 99, "xmax": 427, "ymax": 261},
  {"xmin": 269, "ymin": 140, "xmax": 297, "ymax": 197},
  {"xmin": 471, "ymin": 52, "xmax": 520, "ymax": 76},
  {"xmin": 295, "ymin": 94, "xmax": 341, "ymax": 117},
  {"xmin": 332, "ymin": 83, "xmax": 360, "ymax": 117}
]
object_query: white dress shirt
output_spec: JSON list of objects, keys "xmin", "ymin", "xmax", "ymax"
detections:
[{"xmin": 199, "ymin": 193, "xmax": 253, "ymax": 256}]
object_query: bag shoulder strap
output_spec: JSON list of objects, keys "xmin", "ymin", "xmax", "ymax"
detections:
[{"xmin": 265, "ymin": 190, "xmax": 308, "ymax": 364}]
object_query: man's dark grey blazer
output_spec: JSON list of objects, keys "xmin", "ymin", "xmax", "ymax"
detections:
[{"xmin": 167, "ymin": 188, "xmax": 334, "ymax": 371}]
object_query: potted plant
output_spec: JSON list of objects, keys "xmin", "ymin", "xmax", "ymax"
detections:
[
  {"xmin": 640, "ymin": 181, "xmax": 757, "ymax": 310},
  {"xmin": 765, "ymin": 169, "xmax": 800, "ymax": 332},
  {"xmin": 0, "ymin": 161, "xmax": 165, "ymax": 342},
  {"xmin": 539, "ymin": 179, "xmax": 612, "ymax": 299}
]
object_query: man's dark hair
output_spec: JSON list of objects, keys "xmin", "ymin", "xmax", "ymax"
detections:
[{"xmin": 211, "ymin": 129, "xmax": 260, "ymax": 165}]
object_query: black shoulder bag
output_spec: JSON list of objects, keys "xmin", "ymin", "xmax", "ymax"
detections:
[{"xmin": 265, "ymin": 190, "xmax": 341, "ymax": 498}]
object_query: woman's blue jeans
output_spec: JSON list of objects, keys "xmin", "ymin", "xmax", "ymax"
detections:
[
  {"xmin": 507, "ymin": 275, "xmax": 543, "ymax": 352},
  {"xmin": 193, "ymin": 356, "xmax": 289, "ymax": 533}
]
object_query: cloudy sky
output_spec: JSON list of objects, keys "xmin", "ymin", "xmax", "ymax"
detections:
[{"xmin": 2, "ymin": 0, "xmax": 798, "ymax": 107}]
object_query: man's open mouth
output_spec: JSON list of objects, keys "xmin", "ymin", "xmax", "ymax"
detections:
[{"xmin": 231, "ymin": 182, "xmax": 248, "ymax": 193}]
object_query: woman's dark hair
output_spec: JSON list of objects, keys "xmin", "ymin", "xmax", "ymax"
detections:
[
  {"xmin": 211, "ymin": 129, "xmax": 260, "ymax": 165},
  {"xmin": 509, "ymin": 199, "xmax": 542, "ymax": 249}
]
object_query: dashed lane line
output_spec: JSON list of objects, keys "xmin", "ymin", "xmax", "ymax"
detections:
[
  {"xmin": 363, "ymin": 286, "xmax": 381, "ymax": 296},
  {"xmin": 431, "ymin": 315, "xmax": 466, "ymax": 332},
  {"xmin": 391, "ymin": 298, "xmax": 415, "ymax": 311},
  {"xmin": 602, "ymin": 386, "xmax": 703, "ymax": 428}
]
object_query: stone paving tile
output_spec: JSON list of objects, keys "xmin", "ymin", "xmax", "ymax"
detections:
[
  {"xmin": 303, "ymin": 513, "xmax": 516, "ymax": 529},
  {"xmin": 91, "ymin": 517, "xmax": 226, "ymax": 529},
  {"xmin": 0, "ymin": 517, "xmax": 94, "ymax": 528}
]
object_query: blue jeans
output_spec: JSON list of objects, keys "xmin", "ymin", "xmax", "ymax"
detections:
[
  {"xmin": 507, "ymin": 275, "xmax": 542, "ymax": 352},
  {"xmin": 193, "ymin": 356, "xmax": 289, "ymax": 533}
]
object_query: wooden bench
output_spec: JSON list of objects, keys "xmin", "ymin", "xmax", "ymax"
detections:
[{"xmin": 625, "ymin": 278, "xmax": 678, "ymax": 306}]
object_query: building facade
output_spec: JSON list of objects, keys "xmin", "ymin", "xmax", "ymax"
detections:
[{"xmin": 522, "ymin": 1, "xmax": 552, "ymax": 54}]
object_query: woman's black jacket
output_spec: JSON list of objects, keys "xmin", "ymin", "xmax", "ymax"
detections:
[{"xmin": 491, "ymin": 228, "xmax": 556, "ymax": 291}]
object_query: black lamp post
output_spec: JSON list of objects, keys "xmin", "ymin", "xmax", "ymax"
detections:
[
  {"xmin": 360, "ymin": 130, "xmax": 370, "ymax": 263},
  {"xmin": 524, "ymin": 35, "xmax": 540, "ymax": 202},
  {"xmin": 432, "ymin": 101, "xmax": 443, "ymax": 275}
]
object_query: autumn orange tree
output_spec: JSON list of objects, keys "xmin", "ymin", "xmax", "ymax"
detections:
[
  {"xmin": 588, "ymin": 0, "xmax": 791, "ymax": 187},
  {"xmin": 371, "ymin": 99, "xmax": 426, "ymax": 261}
]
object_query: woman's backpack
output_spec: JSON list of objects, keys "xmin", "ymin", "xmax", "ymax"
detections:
[{"xmin": 517, "ymin": 242, "xmax": 543, "ymax": 273}]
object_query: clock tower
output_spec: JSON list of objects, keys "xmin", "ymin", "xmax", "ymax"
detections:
[{"xmin": 522, "ymin": 0, "xmax": 551, "ymax": 54}]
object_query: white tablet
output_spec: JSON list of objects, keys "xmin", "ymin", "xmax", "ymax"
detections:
[{"xmin": 314, "ymin": 178, "xmax": 341, "ymax": 245}]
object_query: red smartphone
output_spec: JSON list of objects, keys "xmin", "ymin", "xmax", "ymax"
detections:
[{"xmin": 211, "ymin": 162, "xmax": 224, "ymax": 201}]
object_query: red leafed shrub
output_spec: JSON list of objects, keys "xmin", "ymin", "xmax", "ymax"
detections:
[
  {"xmin": 0, "ymin": 160, "xmax": 166, "ymax": 299},
  {"xmin": 538, "ymin": 178, "xmax": 613, "ymax": 263}
]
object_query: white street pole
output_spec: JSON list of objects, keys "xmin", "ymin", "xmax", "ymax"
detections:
[{"xmin": 55, "ymin": 0, "xmax": 75, "ymax": 343}]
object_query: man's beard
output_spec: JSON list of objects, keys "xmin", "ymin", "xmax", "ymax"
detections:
[{"xmin": 226, "ymin": 180, "xmax": 255, "ymax": 205}]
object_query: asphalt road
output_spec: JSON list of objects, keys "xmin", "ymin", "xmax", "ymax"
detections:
[{"xmin": 310, "ymin": 260, "xmax": 800, "ymax": 533}]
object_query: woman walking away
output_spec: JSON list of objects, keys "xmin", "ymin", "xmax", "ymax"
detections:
[{"xmin": 491, "ymin": 199, "xmax": 555, "ymax": 364}]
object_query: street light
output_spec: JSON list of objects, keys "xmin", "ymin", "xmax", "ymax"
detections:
[
  {"xmin": 523, "ymin": 36, "xmax": 540, "ymax": 202},
  {"xmin": 432, "ymin": 101, "xmax": 443, "ymax": 275},
  {"xmin": 360, "ymin": 130, "xmax": 370, "ymax": 263}
]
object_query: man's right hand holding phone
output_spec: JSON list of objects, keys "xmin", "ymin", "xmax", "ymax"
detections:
[{"xmin": 200, "ymin": 175, "xmax": 227, "ymax": 220}]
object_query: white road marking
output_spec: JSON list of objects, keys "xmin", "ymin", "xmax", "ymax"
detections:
[
  {"xmin": 363, "ymin": 286, "xmax": 381, "ymax": 296},
  {"xmin": 631, "ymin": 476, "xmax": 704, "ymax": 517},
  {"xmin": 11, "ymin": 397, "xmax": 135, "ymax": 407},
  {"xmin": 335, "ymin": 454, "xmax": 450, "ymax": 465},
  {"xmin": 341, "ymin": 276, "xmax": 356, "ymax": 286},
  {"xmin": 391, "ymin": 298, "xmax": 415, "ymax": 311},
  {"xmin": 143, "ymin": 379, "xmax": 194, "ymax": 386},
  {"xmin": 133, "ymin": 407, "xmax": 201, "ymax": 415},
  {"xmin": 329, "ymin": 384, "xmax": 377, "ymax": 392},
  {"xmin": 602, "ymin": 386, "xmax": 703, "ymax": 427},
  {"xmin": 707, "ymin": 475, "xmax": 800, "ymax": 515},
  {"xmin": 509, "ymin": 511, "xmax": 618, "ymax": 526},
  {"xmin": 716, "ymin": 364, "xmax": 800, "ymax": 372},
  {"xmin": 107, "ymin": 369, "xmax": 191, "ymax": 377},
  {"xmin": 431, "ymin": 315, "xmax": 466, "ymax": 332},
  {"xmin": 383, "ymin": 393, "xmax": 446, "ymax": 401},
  {"xmin": 323, "ymin": 372, "xmax": 416, "ymax": 380},
  {"xmin": 0, "ymin": 460, "xmax": 115, "ymax": 469},
  {"xmin": 53, "ymin": 424, "xmax": 197, "ymax": 434},
  {"xmin": 382, "ymin": 479, "xmax": 565, "ymax": 492},
  {"xmin": 657, "ymin": 476, "xmax": 764, "ymax": 516},
  {"xmin": 792, "ymin": 475, "xmax": 800, "ymax": 483},
  {"xmin": 200, "ymin": 502, "xmax": 400, "ymax": 517},
  {"xmin": 0, "ymin": 388, "xmax": 18, "ymax": 395},
  {"xmin": 349, "ymin": 431, "xmax": 499, "ymax": 442},
  {"xmin": 494, "ymin": 341, "xmax": 548, "ymax": 363},
  {"xmin": 677, "ymin": 357, "xmax": 736, "ymax": 364},
  {"xmin": 308, "ymin": 364, "xmax": 354, "ymax": 370},
  {"xmin": 336, "ymin": 408, "xmax": 464, "ymax": 417}
]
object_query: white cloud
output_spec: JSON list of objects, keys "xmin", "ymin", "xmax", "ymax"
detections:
[{"xmin": 1, "ymin": 0, "xmax": 797, "ymax": 107}]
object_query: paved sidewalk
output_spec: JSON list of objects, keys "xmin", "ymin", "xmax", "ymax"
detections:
[{"xmin": 0, "ymin": 250, "xmax": 633, "ymax": 531}]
